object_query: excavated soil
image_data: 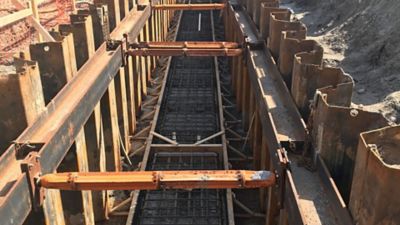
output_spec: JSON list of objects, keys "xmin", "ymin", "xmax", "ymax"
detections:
[
  {"xmin": 282, "ymin": 0, "xmax": 400, "ymax": 123},
  {"xmin": 0, "ymin": 0, "xmax": 73, "ymax": 64}
]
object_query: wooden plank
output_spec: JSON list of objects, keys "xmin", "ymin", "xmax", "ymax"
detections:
[
  {"xmin": 10, "ymin": 0, "xmax": 55, "ymax": 41},
  {"xmin": 75, "ymin": 130, "xmax": 96, "ymax": 225},
  {"xmin": 144, "ymin": 21, "xmax": 152, "ymax": 82},
  {"xmin": 101, "ymin": 79, "xmax": 121, "ymax": 172},
  {"xmin": 241, "ymin": 63, "xmax": 249, "ymax": 128},
  {"xmin": 259, "ymin": 128, "xmax": 270, "ymax": 211},
  {"xmin": 114, "ymin": 67, "xmax": 131, "ymax": 156},
  {"xmin": 253, "ymin": 110, "xmax": 261, "ymax": 170},
  {"xmin": 30, "ymin": 0, "xmax": 42, "ymax": 41},
  {"xmin": 119, "ymin": 0, "xmax": 129, "ymax": 19},
  {"xmin": 266, "ymin": 161, "xmax": 280, "ymax": 225},
  {"xmin": 0, "ymin": 8, "xmax": 32, "ymax": 28},
  {"xmin": 43, "ymin": 189, "xmax": 66, "ymax": 225},
  {"xmin": 133, "ymin": 38, "xmax": 143, "ymax": 113},
  {"xmin": 231, "ymin": 56, "xmax": 237, "ymax": 93},
  {"xmin": 85, "ymin": 104, "xmax": 108, "ymax": 221},
  {"xmin": 249, "ymin": 87, "xmax": 255, "ymax": 129},
  {"xmin": 235, "ymin": 55, "xmax": 244, "ymax": 111},
  {"xmin": 139, "ymin": 30, "xmax": 148, "ymax": 96},
  {"xmin": 30, "ymin": 0, "xmax": 39, "ymax": 21},
  {"xmin": 125, "ymin": 55, "xmax": 137, "ymax": 135}
]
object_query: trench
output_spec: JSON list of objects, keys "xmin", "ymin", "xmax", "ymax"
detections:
[{"xmin": 132, "ymin": 3, "xmax": 228, "ymax": 225}]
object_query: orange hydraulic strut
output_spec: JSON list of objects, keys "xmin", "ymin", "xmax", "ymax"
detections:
[
  {"xmin": 127, "ymin": 48, "xmax": 242, "ymax": 57},
  {"xmin": 152, "ymin": 3, "xmax": 226, "ymax": 11},
  {"xmin": 127, "ymin": 41, "xmax": 243, "ymax": 57},
  {"xmin": 39, "ymin": 170, "xmax": 275, "ymax": 191},
  {"xmin": 130, "ymin": 41, "xmax": 240, "ymax": 49}
]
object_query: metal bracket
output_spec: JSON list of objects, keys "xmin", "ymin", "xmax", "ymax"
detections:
[
  {"xmin": 275, "ymin": 147, "xmax": 290, "ymax": 209},
  {"xmin": 20, "ymin": 151, "xmax": 44, "ymax": 210},
  {"xmin": 106, "ymin": 39, "xmax": 122, "ymax": 51},
  {"xmin": 106, "ymin": 39, "xmax": 126, "ymax": 67}
]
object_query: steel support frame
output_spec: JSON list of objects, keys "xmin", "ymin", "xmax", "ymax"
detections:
[{"xmin": 0, "ymin": 5, "xmax": 152, "ymax": 225}]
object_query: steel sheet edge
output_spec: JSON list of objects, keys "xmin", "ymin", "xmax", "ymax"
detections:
[{"xmin": 0, "ymin": 5, "xmax": 151, "ymax": 225}]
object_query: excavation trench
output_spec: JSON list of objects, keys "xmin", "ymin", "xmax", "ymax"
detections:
[{"xmin": 127, "ymin": 3, "xmax": 236, "ymax": 225}]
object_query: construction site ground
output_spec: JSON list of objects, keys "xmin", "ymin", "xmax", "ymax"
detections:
[{"xmin": 282, "ymin": 0, "xmax": 400, "ymax": 123}]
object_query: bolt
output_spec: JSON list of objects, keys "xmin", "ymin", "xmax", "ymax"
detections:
[{"xmin": 28, "ymin": 163, "xmax": 34, "ymax": 170}]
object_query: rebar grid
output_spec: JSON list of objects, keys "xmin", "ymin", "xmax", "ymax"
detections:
[
  {"xmin": 155, "ymin": 9, "xmax": 220, "ymax": 143},
  {"xmin": 133, "ymin": 5, "xmax": 228, "ymax": 225},
  {"xmin": 133, "ymin": 153, "xmax": 227, "ymax": 225}
]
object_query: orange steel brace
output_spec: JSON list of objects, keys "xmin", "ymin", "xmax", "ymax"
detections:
[
  {"xmin": 127, "ymin": 41, "xmax": 243, "ymax": 57},
  {"xmin": 39, "ymin": 170, "xmax": 275, "ymax": 191},
  {"xmin": 126, "ymin": 48, "xmax": 243, "ymax": 57},
  {"xmin": 152, "ymin": 3, "xmax": 226, "ymax": 11},
  {"xmin": 130, "ymin": 41, "xmax": 241, "ymax": 49}
]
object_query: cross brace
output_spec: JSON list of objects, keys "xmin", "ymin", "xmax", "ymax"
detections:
[
  {"xmin": 126, "ymin": 41, "xmax": 243, "ymax": 57},
  {"xmin": 39, "ymin": 170, "xmax": 275, "ymax": 191},
  {"xmin": 152, "ymin": 3, "xmax": 226, "ymax": 10}
]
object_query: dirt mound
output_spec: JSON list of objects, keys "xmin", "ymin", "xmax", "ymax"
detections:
[
  {"xmin": 0, "ymin": 0, "xmax": 73, "ymax": 64},
  {"xmin": 282, "ymin": 0, "xmax": 400, "ymax": 123}
]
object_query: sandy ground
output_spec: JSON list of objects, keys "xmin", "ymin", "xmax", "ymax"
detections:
[
  {"xmin": 0, "ymin": 0, "xmax": 73, "ymax": 64},
  {"xmin": 281, "ymin": 0, "xmax": 400, "ymax": 123}
]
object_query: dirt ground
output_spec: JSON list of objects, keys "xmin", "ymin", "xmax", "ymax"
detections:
[
  {"xmin": 281, "ymin": 0, "xmax": 400, "ymax": 123},
  {"xmin": 0, "ymin": 0, "xmax": 73, "ymax": 64}
]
